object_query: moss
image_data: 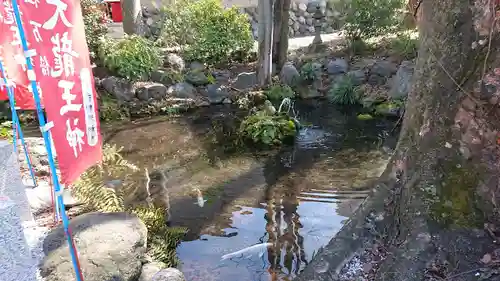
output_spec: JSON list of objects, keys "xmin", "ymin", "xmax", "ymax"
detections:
[
  {"xmin": 426, "ymin": 162, "xmax": 483, "ymax": 228},
  {"xmin": 357, "ymin": 113, "xmax": 374, "ymax": 120}
]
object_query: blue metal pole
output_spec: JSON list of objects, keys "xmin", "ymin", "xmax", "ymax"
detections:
[
  {"xmin": 9, "ymin": 1, "xmax": 84, "ymax": 281},
  {"xmin": 0, "ymin": 61, "xmax": 37, "ymax": 187}
]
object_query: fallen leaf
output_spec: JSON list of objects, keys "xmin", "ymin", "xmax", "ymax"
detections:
[{"xmin": 481, "ymin": 253, "xmax": 492, "ymax": 264}]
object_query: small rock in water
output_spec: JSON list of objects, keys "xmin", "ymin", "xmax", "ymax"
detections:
[{"xmin": 151, "ymin": 268, "xmax": 186, "ymax": 281}]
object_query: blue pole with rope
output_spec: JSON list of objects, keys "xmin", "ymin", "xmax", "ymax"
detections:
[
  {"xmin": 9, "ymin": 1, "xmax": 84, "ymax": 280},
  {"xmin": 0, "ymin": 60, "xmax": 38, "ymax": 188}
]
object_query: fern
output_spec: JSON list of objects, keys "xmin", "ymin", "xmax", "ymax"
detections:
[
  {"xmin": 71, "ymin": 144, "xmax": 187, "ymax": 267},
  {"xmin": 72, "ymin": 144, "xmax": 138, "ymax": 212}
]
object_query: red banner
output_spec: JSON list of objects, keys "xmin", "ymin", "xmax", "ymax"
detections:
[{"xmin": 0, "ymin": 0, "xmax": 102, "ymax": 184}]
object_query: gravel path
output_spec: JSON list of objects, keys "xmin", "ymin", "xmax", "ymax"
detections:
[{"xmin": 0, "ymin": 140, "xmax": 48, "ymax": 281}]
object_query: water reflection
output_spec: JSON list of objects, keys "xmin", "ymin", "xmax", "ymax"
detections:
[{"xmin": 177, "ymin": 109, "xmax": 396, "ymax": 280}]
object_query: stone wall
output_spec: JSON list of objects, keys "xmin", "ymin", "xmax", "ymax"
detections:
[
  {"xmin": 142, "ymin": 0, "xmax": 343, "ymax": 40},
  {"xmin": 243, "ymin": 0, "xmax": 342, "ymax": 39}
]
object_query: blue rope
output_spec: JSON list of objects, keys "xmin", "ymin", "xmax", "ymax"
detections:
[
  {"xmin": 0, "ymin": 61, "xmax": 37, "ymax": 187},
  {"xmin": 9, "ymin": 1, "xmax": 84, "ymax": 280}
]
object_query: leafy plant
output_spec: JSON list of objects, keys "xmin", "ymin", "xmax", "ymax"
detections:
[
  {"xmin": 0, "ymin": 121, "xmax": 13, "ymax": 141},
  {"xmin": 300, "ymin": 62, "xmax": 322, "ymax": 81},
  {"xmin": 99, "ymin": 35, "xmax": 162, "ymax": 80},
  {"xmin": 341, "ymin": 0, "xmax": 403, "ymax": 40},
  {"xmin": 265, "ymin": 84, "xmax": 296, "ymax": 101},
  {"xmin": 158, "ymin": 0, "xmax": 254, "ymax": 64},
  {"xmin": 239, "ymin": 111, "xmax": 296, "ymax": 147},
  {"xmin": 328, "ymin": 75, "xmax": 363, "ymax": 105},
  {"xmin": 72, "ymin": 144, "xmax": 186, "ymax": 267},
  {"xmin": 98, "ymin": 94, "xmax": 130, "ymax": 122},
  {"xmin": 81, "ymin": 0, "xmax": 109, "ymax": 60}
]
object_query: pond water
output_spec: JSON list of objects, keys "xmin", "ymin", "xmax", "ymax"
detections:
[{"xmin": 105, "ymin": 101, "xmax": 399, "ymax": 281}]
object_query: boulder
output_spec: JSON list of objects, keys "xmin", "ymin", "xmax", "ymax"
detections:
[
  {"xmin": 233, "ymin": 72, "xmax": 257, "ymax": 90},
  {"xmin": 101, "ymin": 77, "xmax": 136, "ymax": 102},
  {"xmin": 280, "ymin": 62, "xmax": 301, "ymax": 86},
  {"xmin": 150, "ymin": 69, "xmax": 174, "ymax": 86},
  {"xmin": 150, "ymin": 268, "xmax": 186, "ymax": 281},
  {"xmin": 164, "ymin": 53, "xmax": 185, "ymax": 72},
  {"xmin": 136, "ymin": 82, "xmax": 168, "ymax": 101},
  {"xmin": 26, "ymin": 183, "xmax": 80, "ymax": 215},
  {"xmin": 40, "ymin": 212, "xmax": 147, "ymax": 281},
  {"xmin": 167, "ymin": 82, "xmax": 198, "ymax": 99},
  {"xmin": 326, "ymin": 58, "xmax": 348, "ymax": 74},
  {"xmin": 139, "ymin": 263, "xmax": 186, "ymax": 281},
  {"xmin": 389, "ymin": 61, "xmax": 414, "ymax": 99},
  {"xmin": 188, "ymin": 61, "xmax": 205, "ymax": 72},
  {"xmin": 347, "ymin": 70, "xmax": 366, "ymax": 86},
  {"xmin": 185, "ymin": 70, "xmax": 209, "ymax": 86},
  {"xmin": 371, "ymin": 60, "xmax": 398, "ymax": 77},
  {"xmin": 204, "ymin": 84, "xmax": 230, "ymax": 104}
]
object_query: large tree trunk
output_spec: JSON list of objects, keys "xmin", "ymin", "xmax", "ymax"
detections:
[
  {"xmin": 297, "ymin": 0, "xmax": 500, "ymax": 280},
  {"xmin": 121, "ymin": 0, "xmax": 143, "ymax": 35},
  {"xmin": 257, "ymin": 0, "xmax": 273, "ymax": 87},
  {"xmin": 272, "ymin": 0, "xmax": 291, "ymax": 71}
]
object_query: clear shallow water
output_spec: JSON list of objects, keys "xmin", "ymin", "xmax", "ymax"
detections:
[{"xmin": 105, "ymin": 102, "xmax": 398, "ymax": 281}]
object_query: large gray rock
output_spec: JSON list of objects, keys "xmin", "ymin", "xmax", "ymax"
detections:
[
  {"xmin": 40, "ymin": 212, "xmax": 147, "ymax": 281},
  {"xmin": 389, "ymin": 61, "xmax": 414, "ymax": 99},
  {"xmin": 185, "ymin": 70, "xmax": 209, "ymax": 86},
  {"xmin": 326, "ymin": 58, "xmax": 348, "ymax": 74},
  {"xmin": 101, "ymin": 77, "xmax": 136, "ymax": 102},
  {"xmin": 136, "ymin": 83, "xmax": 168, "ymax": 101},
  {"xmin": 347, "ymin": 70, "xmax": 366, "ymax": 86},
  {"xmin": 167, "ymin": 82, "xmax": 197, "ymax": 99},
  {"xmin": 26, "ymin": 183, "xmax": 80, "ymax": 215},
  {"xmin": 371, "ymin": 60, "xmax": 398, "ymax": 77},
  {"xmin": 139, "ymin": 263, "xmax": 186, "ymax": 281},
  {"xmin": 150, "ymin": 268, "xmax": 186, "ymax": 281},
  {"xmin": 138, "ymin": 262, "xmax": 164, "ymax": 281},
  {"xmin": 204, "ymin": 84, "xmax": 230, "ymax": 104},
  {"xmin": 233, "ymin": 72, "xmax": 257, "ymax": 90},
  {"xmin": 150, "ymin": 69, "xmax": 174, "ymax": 86},
  {"xmin": 280, "ymin": 62, "xmax": 301, "ymax": 86}
]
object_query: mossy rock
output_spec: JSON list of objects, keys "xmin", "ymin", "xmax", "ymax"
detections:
[
  {"xmin": 357, "ymin": 113, "xmax": 374, "ymax": 120},
  {"xmin": 374, "ymin": 100, "xmax": 403, "ymax": 117}
]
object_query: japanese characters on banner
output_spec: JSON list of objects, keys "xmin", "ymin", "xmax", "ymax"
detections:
[{"xmin": 0, "ymin": 0, "xmax": 103, "ymax": 184}]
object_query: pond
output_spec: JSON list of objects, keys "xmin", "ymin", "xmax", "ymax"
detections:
[{"xmin": 105, "ymin": 101, "xmax": 399, "ymax": 281}]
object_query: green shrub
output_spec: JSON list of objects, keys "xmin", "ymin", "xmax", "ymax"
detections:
[
  {"xmin": 0, "ymin": 121, "xmax": 13, "ymax": 141},
  {"xmin": 341, "ymin": 0, "xmax": 403, "ymax": 40},
  {"xmin": 81, "ymin": 0, "xmax": 109, "ymax": 60},
  {"xmin": 99, "ymin": 35, "xmax": 162, "ymax": 80},
  {"xmin": 328, "ymin": 75, "xmax": 363, "ymax": 105},
  {"xmin": 158, "ymin": 0, "xmax": 253, "ymax": 64},
  {"xmin": 300, "ymin": 62, "xmax": 322, "ymax": 81},
  {"xmin": 239, "ymin": 112, "xmax": 296, "ymax": 147},
  {"xmin": 388, "ymin": 32, "xmax": 418, "ymax": 59},
  {"xmin": 265, "ymin": 84, "xmax": 296, "ymax": 101},
  {"xmin": 98, "ymin": 94, "xmax": 130, "ymax": 122}
]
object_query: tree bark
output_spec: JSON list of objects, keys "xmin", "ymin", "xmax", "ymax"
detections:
[
  {"xmin": 297, "ymin": 0, "xmax": 500, "ymax": 280},
  {"xmin": 257, "ymin": 0, "xmax": 273, "ymax": 87},
  {"xmin": 121, "ymin": 0, "xmax": 143, "ymax": 35},
  {"xmin": 272, "ymin": 0, "xmax": 291, "ymax": 71}
]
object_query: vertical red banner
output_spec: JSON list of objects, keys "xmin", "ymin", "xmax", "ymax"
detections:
[
  {"xmin": 0, "ymin": 0, "xmax": 37, "ymax": 109},
  {"xmin": 0, "ymin": 0, "xmax": 102, "ymax": 184}
]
